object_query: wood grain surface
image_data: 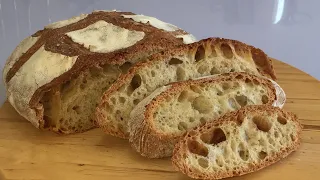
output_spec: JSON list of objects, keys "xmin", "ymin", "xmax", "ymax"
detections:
[{"xmin": 0, "ymin": 59, "xmax": 319, "ymax": 180}]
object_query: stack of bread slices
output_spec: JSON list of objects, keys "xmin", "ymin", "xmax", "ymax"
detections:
[{"xmin": 3, "ymin": 10, "xmax": 301, "ymax": 179}]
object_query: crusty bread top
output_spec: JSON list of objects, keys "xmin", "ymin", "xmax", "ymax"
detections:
[
  {"xmin": 3, "ymin": 11, "xmax": 193, "ymax": 128},
  {"xmin": 172, "ymin": 105, "xmax": 302, "ymax": 179}
]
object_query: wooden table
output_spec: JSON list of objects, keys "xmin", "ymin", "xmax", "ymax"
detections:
[{"xmin": 0, "ymin": 59, "xmax": 319, "ymax": 180}]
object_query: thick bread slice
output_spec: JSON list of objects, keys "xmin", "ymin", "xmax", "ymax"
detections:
[
  {"xmin": 172, "ymin": 105, "xmax": 302, "ymax": 180},
  {"xmin": 95, "ymin": 38, "xmax": 277, "ymax": 138},
  {"xmin": 128, "ymin": 72, "xmax": 284, "ymax": 158},
  {"xmin": 3, "ymin": 10, "xmax": 194, "ymax": 134}
]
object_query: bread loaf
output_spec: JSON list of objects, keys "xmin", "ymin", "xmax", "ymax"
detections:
[
  {"xmin": 128, "ymin": 72, "xmax": 285, "ymax": 158},
  {"xmin": 172, "ymin": 105, "xmax": 302, "ymax": 179},
  {"xmin": 95, "ymin": 38, "xmax": 277, "ymax": 138},
  {"xmin": 2, "ymin": 10, "xmax": 196, "ymax": 134}
]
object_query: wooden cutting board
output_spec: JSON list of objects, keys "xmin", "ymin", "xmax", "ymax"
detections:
[{"xmin": 0, "ymin": 59, "xmax": 319, "ymax": 180}]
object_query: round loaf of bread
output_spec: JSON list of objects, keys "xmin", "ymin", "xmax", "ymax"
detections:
[{"xmin": 2, "ymin": 10, "xmax": 196, "ymax": 134}]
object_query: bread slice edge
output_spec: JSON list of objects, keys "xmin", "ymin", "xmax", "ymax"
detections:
[{"xmin": 171, "ymin": 105, "xmax": 302, "ymax": 179}]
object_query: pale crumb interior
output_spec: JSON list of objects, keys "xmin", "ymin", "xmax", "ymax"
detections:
[
  {"xmin": 153, "ymin": 80, "xmax": 270, "ymax": 134},
  {"xmin": 40, "ymin": 64, "xmax": 124, "ymax": 133},
  {"xmin": 184, "ymin": 112, "xmax": 299, "ymax": 174},
  {"xmin": 39, "ymin": 49, "xmax": 158, "ymax": 133},
  {"xmin": 102, "ymin": 43, "xmax": 261, "ymax": 135}
]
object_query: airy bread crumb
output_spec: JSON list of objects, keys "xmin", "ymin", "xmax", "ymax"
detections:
[{"xmin": 172, "ymin": 105, "xmax": 302, "ymax": 179}]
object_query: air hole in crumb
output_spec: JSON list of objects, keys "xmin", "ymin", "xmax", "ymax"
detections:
[
  {"xmin": 274, "ymin": 131, "xmax": 279, "ymax": 138},
  {"xmin": 198, "ymin": 158, "xmax": 209, "ymax": 168},
  {"xmin": 119, "ymin": 62, "xmax": 132, "ymax": 73},
  {"xmin": 228, "ymin": 98, "xmax": 238, "ymax": 109},
  {"xmin": 176, "ymin": 67, "xmax": 186, "ymax": 81},
  {"xmin": 217, "ymin": 90, "xmax": 223, "ymax": 96},
  {"xmin": 169, "ymin": 58, "xmax": 183, "ymax": 65},
  {"xmin": 189, "ymin": 117, "xmax": 195, "ymax": 122},
  {"xmin": 222, "ymin": 83, "xmax": 231, "ymax": 90},
  {"xmin": 261, "ymin": 95, "xmax": 268, "ymax": 104},
  {"xmin": 178, "ymin": 122, "xmax": 188, "ymax": 131},
  {"xmin": 230, "ymin": 68, "xmax": 235, "ymax": 72},
  {"xmin": 151, "ymin": 71, "xmax": 156, "ymax": 77},
  {"xmin": 260, "ymin": 90, "xmax": 265, "ymax": 93},
  {"xmin": 115, "ymin": 110, "xmax": 123, "ymax": 121},
  {"xmin": 198, "ymin": 64, "xmax": 209, "ymax": 74},
  {"xmin": 189, "ymin": 130, "xmax": 197, "ymax": 137},
  {"xmin": 80, "ymin": 84, "xmax": 85, "ymax": 89},
  {"xmin": 253, "ymin": 79, "xmax": 260, "ymax": 85},
  {"xmin": 195, "ymin": 45, "xmax": 205, "ymax": 62},
  {"xmin": 119, "ymin": 97, "xmax": 126, "ymax": 104},
  {"xmin": 59, "ymin": 118, "xmax": 64, "ymax": 123},
  {"xmin": 252, "ymin": 116, "xmax": 271, "ymax": 132},
  {"xmin": 290, "ymin": 134, "xmax": 295, "ymax": 141},
  {"xmin": 221, "ymin": 43, "xmax": 233, "ymax": 59},
  {"xmin": 277, "ymin": 116, "xmax": 287, "ymax": 125},
  {"xmin": 245, "ymin": 78, "xmax": 252, "ymax": 84},
  {"xmin": 210, "ymin": 67, "xmax": 220, "ymax": 75},
  {"xmin": 187, "ymin": 140, "xmax": 208, "ymax": 157},
  {"xmin": 216, "ymin": 157, "xmax": 224, "ymax": 167},
  {"xmin": 72, "ymin": 106, "xmax": 81, "ymax": 114},
  {"xmin": 192, "ymin": 96, "xmax": 212, "ymax": 114},
  {"xmin": 238, "ymin": 146, "xmax": 249, "ymax": 161},
  {"xmin": 235, "ymin": 95, "xmax": 248, "ymax": 107},
  {"xmin": 200, "ymin": 117, "xmax": 206, "ymax": 124},
  {"xmin": 130, "ymin": 74, "xmax": 142, "ymax": 91},
  {"xmin": 105, "ymin": 103, "xmax": 114, "ymax": 112},
  {"xmin": 133, "ymin": 99, "xmax": 140, "ymax": 105},
  {"xmin": 111, "ymin": 97, "xmax": 116, "ymax": 104},
  {"xmin": 82, "ymin": 78, "xmax": 87, "ymax": 84},
  {"xmin": 259, "ymin": 151, "xmax": 267, "ymax": 160},
  {"xmin": 235, "ymin": 74, "xmax": 243, "ymax": 79},
  {"xmin": 200, "ymin": 128, "xmax": 226, "ymax": 145}
]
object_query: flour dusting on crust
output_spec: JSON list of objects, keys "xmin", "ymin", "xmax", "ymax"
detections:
[
  {"xmin": 66, "ymin": 20, "xmax": 145, "ymax": 53},
  {"xmin": 7, "ymin": 46, "xmax": 78, "ymax": 127}
]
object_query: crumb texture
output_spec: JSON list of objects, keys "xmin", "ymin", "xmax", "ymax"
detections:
[
  {"xmin": 172, "ymin": 106, "xmax": 301, "ymax": 179},
  {"xmin": 98, "ymin": 39, "xmax": 275, "ymax": 138},
  {"xmin": 127, "ymin": 73, "xmax": 277, "ymax": 158},
  {"xmin": 152, "ymin": 77, "xmax": 272, "ymax": 134}
]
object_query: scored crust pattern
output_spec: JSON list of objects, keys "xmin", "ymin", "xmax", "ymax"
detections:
[{"xmin": 3, "ymin": 11, "xmax": 195, "ymax": 132}]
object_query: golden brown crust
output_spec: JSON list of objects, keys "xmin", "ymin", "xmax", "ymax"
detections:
[
  {"xmin": 171, "ymin": 105, "xmax": 302, "ymax": 179},
  {"xmin": 127, "ymin": 72, "xmax": 277, "ymax": 158},
  {"xmin": 95, "ymin": 37, "xmax": 277, "ymax": 138},
  {"xmin": 4, "ymin": 11, "xmax": 190, "ymax": 130}
]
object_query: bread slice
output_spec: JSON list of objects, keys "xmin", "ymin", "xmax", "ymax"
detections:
[
  {"xmin": 3, "ymin": 11, "xmax": 194, "ymax": 134},
  {"xmin": 95, "ymin": 38, "xmax": 277, "ymax": 138},
  {"xmin": 128, "ymin": 72, "xmax": 285, "ymax": 158},
  {"xmin": 172, "ymin": 105, "xmax": 302, "ymax": 179}
]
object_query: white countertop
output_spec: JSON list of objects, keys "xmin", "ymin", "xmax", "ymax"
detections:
[{"xmin": 0, "ymin": 0, "xmax": 319, "ymax": 104}]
